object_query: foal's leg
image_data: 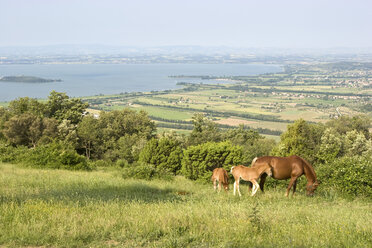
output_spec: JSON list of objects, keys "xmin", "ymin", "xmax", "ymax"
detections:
[
  {"xmin": 236, "ymin": 178, "xmax": 242, "ymax": 197},
  {"xmin": 251, "ymin": 179, "xmax": 260, "ymax": 196},
  {"xmin": 233, "ymin": 181, "xmax": 236, "ymax": 196},
  {"xmin": 218, "ymin": 180, "xmax": 222, "ymax": 193},
  {"xmin": 285, "ymin": 177, "xmax": 298, "ymax": 197},
  {"xmin": 213, "ymin": 179, "xmax": 217, "ymax": 191}
]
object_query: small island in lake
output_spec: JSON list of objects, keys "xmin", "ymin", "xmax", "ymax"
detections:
[{"xmin": 0, "ymin": 76, "xmax": 62, "ymax": 83}]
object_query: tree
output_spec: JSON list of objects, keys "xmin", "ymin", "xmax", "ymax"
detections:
[
  {"xmin": 272, "ymin": 119, "xmax": 324, "ymax": 163},
  {"xmin": 109, "ymin": 134, "xmax": 147, "ymax": 163},
  {"xmin": 57, "ymin": 119, "xmax": 79, "ymax": 148},
  {"xmin": 46, "ymin": 91, "xmax": 88, "ymax": 124},
  {"xmin": 344, "ymin": 130, "xmax": 372, "ymax": 157},
  {"xmin": 246, "ymin": 138, "xmax": 276, "ymax": 162},
  {"xmin": 77, "ymin": 115, "xmax": 100, "ymax": 159},
  {"xmin": 8, "ymin": 97, "xmax": 45, "ymax": 117},
  {"xmin": 317, "ymin": 128, "xmax": 343, "ymax": 163},
  {"xmin": 188, "ymin": 113, "xmax": 221, "ymax": 146},
  {"xmin": 0, "ymin": 107, "xmax": 12, "ymax": 141},
  {"xmin": 98, "ymin": 109, "xmax": 156, "ymax": 159},
  {"xmin": 223, "ymin": 124, "xmax": 260, "ymax": 146},
  {"xmin": 326, "ymin": 115, "xmax": 371, "ymax": 139},
  {"xmin": 139, "ymin": 136, "xmax": 183, "ymax": 174},
  {"xmin": 99, "ymin": 109, "xmax": 156, "ymax": 141},
  {"xmin": 3, "ymin": 113, "xmax": 43, "ymax": 147},
  {"xmin": 223, "ymin": 124, "xmax": 275, "ymax": 164},
  {"xmin": 181, "ymin": 141, "xmax": 242, "ymax": 181},
  {"xmin": 39, "ymin": 118, "xmax": 59, "ymax": 144}
]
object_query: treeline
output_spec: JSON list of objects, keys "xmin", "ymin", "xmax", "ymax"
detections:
[
  {"xmin": 151, "ymin": 116, "xmax": 282, "ymax": 136},
  {"xmin": 133, "ymin": 100, "xmax": 290, "ymax": 123},
  {"xmin": 0, "ymin": 92, "xmax": 371, "ymax": 197},
  {"xmin": 227, "ymin": 85, "xmax": 372, "ymax": 97},
  {"xmin": 0, "ymin": 92, "xmax": 274, "ymax": 170}
]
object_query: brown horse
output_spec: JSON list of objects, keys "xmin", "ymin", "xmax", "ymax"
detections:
[
  {"xmin": 230, "ymin": 163, "xmax": 272, "ymax": 196},
  {"xmin": 251, "ymin": 155, "xmax": 319, "ymax": 196},
  {"xmin": 211, "ymin": 168, "xmax": 229, "ymax": 192}
]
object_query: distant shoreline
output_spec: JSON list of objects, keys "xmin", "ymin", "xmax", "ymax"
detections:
[
  {"xmin": 0, "ymin": 76, "xmax": 62, "ymax": 83},
  {"xmin": 0, "ymin": 63, "xmax": 282, "ymax": 102}
]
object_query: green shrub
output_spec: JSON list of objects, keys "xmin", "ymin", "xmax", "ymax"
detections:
[
  {"xmin": 139, "ymin": 137, "xmax": 183, "ymax": 175},
  {"xmin": 122, "ymin": 163, "xmax": 156, "ymax": 180},
  {"xmin": 24, "ymin": 141, "xmax": 90, "ymax": 170},
  {"xmin": 317, "ymin": 155, "xmax": 372, "ymax": 197},
  {"xmin": 59, "ymin": 150, "xmax": 89, "ymax": 170},
  {"xmin": 181, "ymin": 141, "xmax": 242, "ymax": 182},
  {"xmin": 88, "ymin": 159, "xmax": 114, "ymax": 169},
  {"xmin": 116, "ymin": 158, "xmax": 130, "ymax": 168},
  {"xmin": 0, "ymin": 143, "xmax": 29, "ymax": 163},
  {"xmin": 122, "ymin": 162, "xmax": 173, "ymax": 181}
]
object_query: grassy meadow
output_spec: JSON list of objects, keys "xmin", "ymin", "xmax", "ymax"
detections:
[{"xmin": 1, "ymin": 163, "xmax": 371, "ymax": 247}]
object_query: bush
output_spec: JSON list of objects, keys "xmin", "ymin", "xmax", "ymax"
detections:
[
  {"xmin": 139, "ymin": 137, "xmax": 183, "ymax": 175},
  {"xmin": 89, "ymin": 159, "xmax": 114, "ymax": 168},
  {"xmin": 24, "ymin": 141, "xmax": 90, "ymax": 170},
  {"xmin": 316, "ymin": 155, "xmax": 372, "ymax": 197},
  {"xmin": 116, "ymin": 159, "xmax": 130, "ymax": 168},
  {"xmin": 0, "ymin": 143, "xmax": 29, "ymax": 163},
  {"xmin": 181, "ymin": 141, "xmax": 242, "ymax": 182},
  {"xmin": 122, "ymin": 162, "xmax": 173, "ymax": 181}
]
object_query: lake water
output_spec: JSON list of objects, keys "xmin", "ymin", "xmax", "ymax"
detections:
[{"xmin": 0, "ymin": 63, "xmax": 282, "ymax": 102}]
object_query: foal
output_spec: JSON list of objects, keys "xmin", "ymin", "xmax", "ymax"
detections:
[
  {"xmin": 211, "ymin": 168, "xmax": 229, "ymax": 192},
  {"xmin": 230, "ymin": 164, "xmax": 272, "ymax": 196}
]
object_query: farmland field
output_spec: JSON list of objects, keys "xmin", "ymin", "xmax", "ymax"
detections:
[
  {"xmin": 1, "ymin": 163, "xmax": 371, "ymax": 247},
  {"xmin": 84, "ymin": 62, "xmax": 372, "ymax": 138}
]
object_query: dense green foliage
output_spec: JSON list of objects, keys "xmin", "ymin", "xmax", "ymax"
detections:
[
  {"xmin": 317, "ymin": 156, "xmax": 372, "ymax": 197},
  {"xmin": 0, "ymin": 91, "xmax": 371, "ymax": 197},
  {"xmin": 24, "ymin": 141, "xmax": 90, "ymax": 170},
  {"xmin": 181, "ymin": 141, "xmax": 242, "ymax": 181},
  {"xmin": 272, "ymin": 119, "xmax": 324, "ymax": 163},
  {"xmin": 139, "ymin": 136, "xmax": 183, "ymax": 175},
  {"xmin": 0, "ymin": 141, "xmax": 89, "ymax": 170}
]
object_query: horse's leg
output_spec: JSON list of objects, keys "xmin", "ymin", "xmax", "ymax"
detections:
[
  {"xmin": 213, "ymin": 179, "xmax": 217, "ymax": 191},
  {"xmin": 233, "ymin": 181, "xmax": 236, "ymax": 196},
  {"xmin": 218, "ymin": 180, "xmax": 221, "ymax": 193},
  {"xmin": 236, "ymin": 178, "xmax": 242, "ymax": 197},
  {"xmin": 285, "ymin": 177, "xmax": 298, "ymax": 197},
  {"xmin": 292, "ymin": 179, "xmax": 298, "ymax": 196},
  {"xmin": 259, "ymin": 173, "xmax": 268, "ymax": 193},
  {"xmin": 251, "ymin": 179, "xmax": 260, "ymax": 196},
  {"xmin": 248, "ymin": 181, "xmax": 253, "ymax": 193},
  {"xmin": 251, "ymin": 183, "xmax": 256, "ymax": 196}
]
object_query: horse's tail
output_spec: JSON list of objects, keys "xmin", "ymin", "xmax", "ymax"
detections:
[{"xmin": 250, "ymin": 157, "xmax": 258, "ymax": 167}]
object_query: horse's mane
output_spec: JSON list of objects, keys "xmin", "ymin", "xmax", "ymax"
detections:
[{"xmin": 299, "ymin": 157, "xmax": 317, "ymax": 182}]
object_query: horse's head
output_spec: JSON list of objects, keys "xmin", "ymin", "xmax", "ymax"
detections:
[
  {"xmin": 306, "ymin": 181, "xmax": 319, "ymax": 196},
  {"xmin": 223, "ymin": 183, "xmax": 229, "ymax": 191}
]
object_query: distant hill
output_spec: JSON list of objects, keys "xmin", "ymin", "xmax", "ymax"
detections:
[{"xmin": 0, "ymin": 76, "xmax": 62, "ymax": 83}]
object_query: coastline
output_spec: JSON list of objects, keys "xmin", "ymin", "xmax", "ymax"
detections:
[{"xmin": 0, "ymin": 63, "xmax": 283, "ymax": 102}]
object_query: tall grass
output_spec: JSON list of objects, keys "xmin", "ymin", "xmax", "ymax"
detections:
[{"xmin": 0, "ymin": 163, "xmax": 371, "ymax": 247}]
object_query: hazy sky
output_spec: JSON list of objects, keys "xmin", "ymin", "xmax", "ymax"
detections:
[{"xmin": 0, "ymin": 0, "xmax": 371, "ymax": 48}]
